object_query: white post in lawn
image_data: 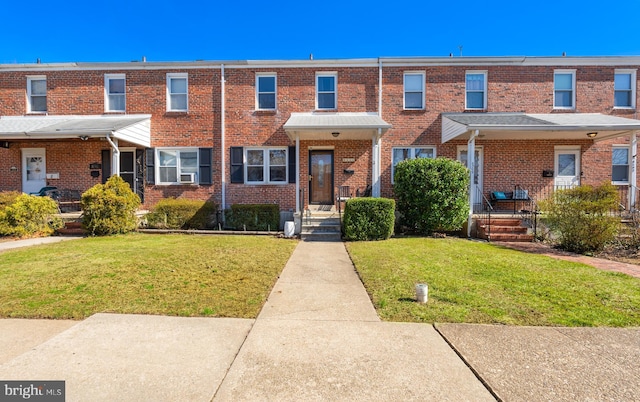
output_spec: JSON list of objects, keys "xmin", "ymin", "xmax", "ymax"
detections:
[
  {"xmin": 467, "ymin": 130, "xmax": 479, "ymax": 238},
  {"xmin": 631, "ymin": 132, "xmax": 637, "ymax": 209}
]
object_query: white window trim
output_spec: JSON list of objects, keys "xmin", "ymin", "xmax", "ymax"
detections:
[
  {"xmin": 104, "ymin": 73, "xmax": 126, "ymax": 113},
  {"xmin": 465, "ymin": 70, "xmax": 488, "ymax": 110},
  {"xmin": 612, "ymin": 145, "xmax": 631, "ymax": 185},
  {"xmin": 614, "ymin": 69, "xmax": 637, "ymax": 109},
  {"xmin": 155, "ymin": 147, "xmax": 199, "ymax": 185},
  {"xmin": 166, "ymin": 73, "xmax": 188, "ymax": 112},
  {"xmin": 403, "ymin": 71, "xmax": 425, "ymax": 110},
  {"xmin": 553, "ymin": 69, "xmax": 576, "ymax": 110},
  {"xmin": 315, "ymin": 72, "xmax": 337, "ymax": 110},
  {"xmin": 391, "ymin": 146, "xmax": 437, "ymax": 183},
  {"xmin": 256, "ymin": 73, "xmax": 277, "ymax": 111},
  {"xmin": 26, "ymin": 75, "xmax": 47, "ymax": 114},
  {"xmin": 244, "ymin": 147, "xmax": 288, "ymax": 185}
]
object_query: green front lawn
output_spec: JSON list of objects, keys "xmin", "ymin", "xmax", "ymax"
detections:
[
  {"xmin": 0, "ymin": 234, "xmax": 297, "ymax": 319},
  {"xmin": 347, "ymin": 237, "xmax": 640, "ymax": 327}
]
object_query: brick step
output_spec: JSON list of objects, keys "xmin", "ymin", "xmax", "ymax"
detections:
[
  {"xmin": 57, "ymin": 220, "xmax": 86, "ymax": 235},
  {"xmin": 483, "ymin": 233, "xmax": 535, "ymax": 242},
  {"xmin": 479, "ymin": 225, "xmax": 528, "ymax": 234},
  {"xmin": 477, "ymin": 219, "xmax": 522, "ymax": 226}
]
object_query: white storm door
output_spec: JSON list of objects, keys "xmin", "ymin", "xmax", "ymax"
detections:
[
  {"xmin": 554, "ymin": 147, "xmax": 580, "ymax": 189},
  {"xmin": 457, "ymin": 146, "xmax": 484, "ymax": 195},
  {"xmin": 22, "ymin": 148, "xmax": 47, "ymax": 194}
]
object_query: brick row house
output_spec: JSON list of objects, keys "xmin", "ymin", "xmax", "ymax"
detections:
[{"xmin": 1, "ymin": 56, "xmax": 639, "ymax": 235}]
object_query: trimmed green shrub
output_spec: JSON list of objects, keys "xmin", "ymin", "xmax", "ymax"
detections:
[
  {"xmin": 0, "ymin": 191, "xmax": 21, "ymax": 210},
  {"xmin": 225, "ymin": 204, "xmax": 279, "ymax": 231},
  {"xmin": 393, "ymin": 157, "xmax": 469, "ymax": 234},
  {"xmin": 81, "ymin": 176, "xmax": 141, "ymax": 236},
  {"xmin": 343, "ymin": 197, "xmax": 395, "ymax": 241},
  {"xmin": 0, "ymin": 194, "xmax": 62, "ymax": 237},
  {"xmin": 538, "ymin": 183, "xmax": 619, "ymax": 254},
  {"xmin": 146, "ymin": 198, "xmax": 217, "ymax": 229}
]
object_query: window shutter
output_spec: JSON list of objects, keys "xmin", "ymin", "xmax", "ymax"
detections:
[
  {"xmin": 288, "ymin": 146, "xmax": 296, "ymax": 183},
  {"xmin": 230, "ymin": 147, "xmax": 244, "ymax": 183},
  {"xmin": 199, "ymin": 147, "xmax": 213, "ymax": 185},
  {"xmin": 136, "ymin": 149, "xmax": 145, "ymax": 203},
  {"xmin": 101, "ymin": 150, "xmax": 111, "ymax": 184},
  {"xmin": 145, "ymin": 148, "xmax": 155, "ymax": 185}
]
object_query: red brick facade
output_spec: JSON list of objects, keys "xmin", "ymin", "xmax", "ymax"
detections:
[{"xmin": 1, "ymin": 57, "xmax": 639, "ymax": 212}]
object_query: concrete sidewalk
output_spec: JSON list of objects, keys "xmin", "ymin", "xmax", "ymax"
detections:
[
  {"xmin": 0, "ymin": 239, "xmax": 639, "ymax": 401},
  {"xmin": 0, "ymin": 235, "xmax": 83, "ymax": 252}
]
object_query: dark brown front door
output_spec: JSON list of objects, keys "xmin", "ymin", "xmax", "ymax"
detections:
[{"xmin": 309, "ymin": 150, "xmax": 334, "ymax": 204}]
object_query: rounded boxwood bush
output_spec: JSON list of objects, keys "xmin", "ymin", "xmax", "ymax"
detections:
[
  {"xmin": 343, "ymin": 197, "xmax": 395, "ymax": 241},
  {"xmin": 394, "ymin": 157, "xmax": 469, "ymax": 234},
  {"xmin": 81, "ymin": 176, "xmax": 141, "ymax": 236},
  {"xmin": 0, "ymin": 193, "xmax": 62, "ymax": 237}
]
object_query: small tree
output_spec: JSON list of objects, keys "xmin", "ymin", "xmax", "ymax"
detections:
[
  {"xmin": 538, "ymin": 183, "xmax": 619, "ymax": 254},
  {"xmin": 81, "ymin": 176, "xmax": 141, "ymax": 236},
  {"xmin": 394, "ymin": 157, "xmax": 469, "ymax": 234}
]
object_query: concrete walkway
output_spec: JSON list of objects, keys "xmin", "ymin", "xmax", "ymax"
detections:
[
  {"xmin": 0, "ymin": 239, "xmax": 639, "ymax": 401},
  {"xmin": 0, "ymin": 235, "xmax": 83, "ymax": 252}
]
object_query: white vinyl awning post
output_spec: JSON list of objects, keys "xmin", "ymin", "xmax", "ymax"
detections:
[
  {"xmin": 631, "ymin": 132, "xmax": 637, "ymax": 209},
  {"xmin": 372, "ymin": 129, "xmax": 382, "ymax": 197},
  {"xmin": 467, "ymin": 130, "xmax": 479, "ymax": 238},
  {"xmin": 295, "ymin": 133, "xmax": 300, "ymax": 213},
  {"xmin": 105, "ymin": 132, "xmax": 120, "ymax": 177}
]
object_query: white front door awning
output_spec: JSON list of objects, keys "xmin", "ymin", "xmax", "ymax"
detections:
[
  {"xmin": 0, "ymin": 114, "xmax": 152, "ymax": 147},
  {"xmin": 442, "ymin": 113, "xmax": 640, "ymax": 143},
  {"xmin": 284, "ymin": 112, "xmax": 391, "ymax": 141}
]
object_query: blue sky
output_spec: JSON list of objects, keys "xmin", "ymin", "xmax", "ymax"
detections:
[{"xmin": 2, "ymin": 0, "xmax": 640, "ymax": 64}]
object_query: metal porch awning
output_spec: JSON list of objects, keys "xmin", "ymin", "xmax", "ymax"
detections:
[
  {"xmin": 442, "ymin": 113, "xmax": 640, "ymax": 143},
  {"xmin": 284, "ymin": 112, "xmax": 391, "ymax": 140},
  {"xmin": 0, "ymin": 114, "xmax": 152, "ymax": 147}
]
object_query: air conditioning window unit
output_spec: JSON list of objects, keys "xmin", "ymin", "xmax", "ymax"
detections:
[{"xmin": 179, "ymin": 173, "xmax": 196, "ymax": 183}]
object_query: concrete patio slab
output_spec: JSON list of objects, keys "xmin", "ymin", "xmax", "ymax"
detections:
[
  {"xmin": 214, "ymin": 320, "xmax": 494, "ymax": 401},
  {"xmin": 436, "ymin": 323, "xmax": 640, "ymax": 402},
  {"xmin": 0, "ymin": 319, "xmax": 78, "ymax": 364},
  {"xmin": 0, "ymin": 313, "xmax": 254, "ymax": 402}
]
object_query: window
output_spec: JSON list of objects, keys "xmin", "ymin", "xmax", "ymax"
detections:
[
  {"xmin": 316, "ymin": 73, "xmax": 337, "ymax": 109},
  {"xmin": 612, "ymin": 146, "xmax": 630, "ymax": 184},
  {"xmin": 392, "ymin": 147, "xmax": 436, "ymax": 182},
  {"xmin": 404, "ymin": 72, "xmax": 425, "ymax": 109},
  {"xmin": 245, "ymin": 148, "xmax": 287, "ymax": 184},
  {"xmin": 614, "ymin": 70, "xmax": 636, "ymax": 108},
  {"xmin": 167, "ymin": 73, "xmax": 188, "ymax": 111},
  {"xmin": 466, "ymin": 71, "xmax": 487, "ymax": 110},
  {"xmin": 105, "ymin": 74, "xmax": 126, "ymax": 112},
  {"xmin": 157, "ymin": 149, "xmax": 198, "ymax": 184},
  {"xmin": 256, "ymin": 74, "xmax": 276, "ymax": 110},
  {"xmin": 27, "ymin": 76, "xmax": 47, "ymax": 113},
  {"xmin": 554, "ymin": 70, "xmax": 576, "ymax": 109}
]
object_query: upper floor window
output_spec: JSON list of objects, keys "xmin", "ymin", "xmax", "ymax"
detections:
[
  {"xmin": 27, "ymin": 76, "xmax": 47, "ymax": 113},
  {"xmin": 157, "ymin": 148, "xmax": 198, "ymax": 184},
  {"xmin": 166, "ymin": 73, "xmax": 188, "ymax": 112},
  {"xmin": 612, "ymin": 146, "xmax": 630, "ymax": 184},
  {"xmin": 316, "ymin": 73, "xmax": 337, "ymax": 110},
  {"xmin": 614, "ymin": 70, "xmax": 636, "ymax": 109},
  {"xmin": 466, "ymin": 71, "xmax": 487, "ymax": 110},
  {"xmin": 554, "ymin": 70, "xmax": 576, "ymax": 109},
  {"xmin": 404, "ymin": 72, "xmax": 425, "ymax": 109},
  {"xmin": 105, "ymin": 74, "xmax": 126, "ymax": 112},
  {"xmin": 256, "ymin": 74, "xmax": 276, "ymax": 110},
  {"xmin": 392, "ymin": 147, "xmax": 436, "ymax": 182},
  {"xmin": 246, "ymin": 147, "xmax": 288, "ymax": 184}
]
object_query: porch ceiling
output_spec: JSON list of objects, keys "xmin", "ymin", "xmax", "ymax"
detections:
[
  {"xmin": 0, "ymin": 114, "xmax": 152, "ymax": 147},
  {"xmin": 442, "ymin": 113, "xmax": 640, "ymax": 143},
  {"xmin": 284, "ymin": 112, "xmax": 391, "ymax": 141}
]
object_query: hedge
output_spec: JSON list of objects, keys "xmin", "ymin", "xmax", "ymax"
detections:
[
  {"xmin": 146, "ymin": 198, "xmax": 217, "ymax": 229},
  {"xmin": 225, "ymin": 204, "xmax": 280, "ymax": 231},
  {"xmin": 343, "ymin": 197, "xmax": 395, "ymax": 241}
]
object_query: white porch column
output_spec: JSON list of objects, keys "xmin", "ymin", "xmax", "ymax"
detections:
[
  {"xmin": 372, "ymin": 129, "xmax": 382, "ymax": 197},
  {"xmin": 295, "ymin": 133, "xmax": 300, "ymax": 213},
  {"xmin": 105, "ymin": 134, "xmax": 120, "ymax": 177},
  {"xmin": 466, "ymin": 130, "xmax": 479, "ymax": 238},
  {"xmin": 631, "ymin": 132, "xmax": 637, "ymax": 209}
]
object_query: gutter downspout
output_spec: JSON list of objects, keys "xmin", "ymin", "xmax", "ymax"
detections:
[
  {"xmin": 467, "ymin": 130, "xmax": 479, "ymax": 238},
  {"xmin": 105, "ymin": 132, "xmax": 120, "ymax": 177},
  {"xmin": 371, "ymin": 58, "xmax": 383, "ymax": 197},
  {"xmin": 221, "ymin": 64, "xmax": 226, "ymax": 212},
  {"xmin": 631, "ymin": 131, "xmax": 637, "ymax": 209},
  {"xmin": 295, "ymin": 134, "xmax": 300, "ymax": 213}
]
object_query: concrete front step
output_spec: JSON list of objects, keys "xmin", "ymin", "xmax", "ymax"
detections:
[{"xmin": 301, "ymin": 212, "xmax": 342, "ymax": 241}]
